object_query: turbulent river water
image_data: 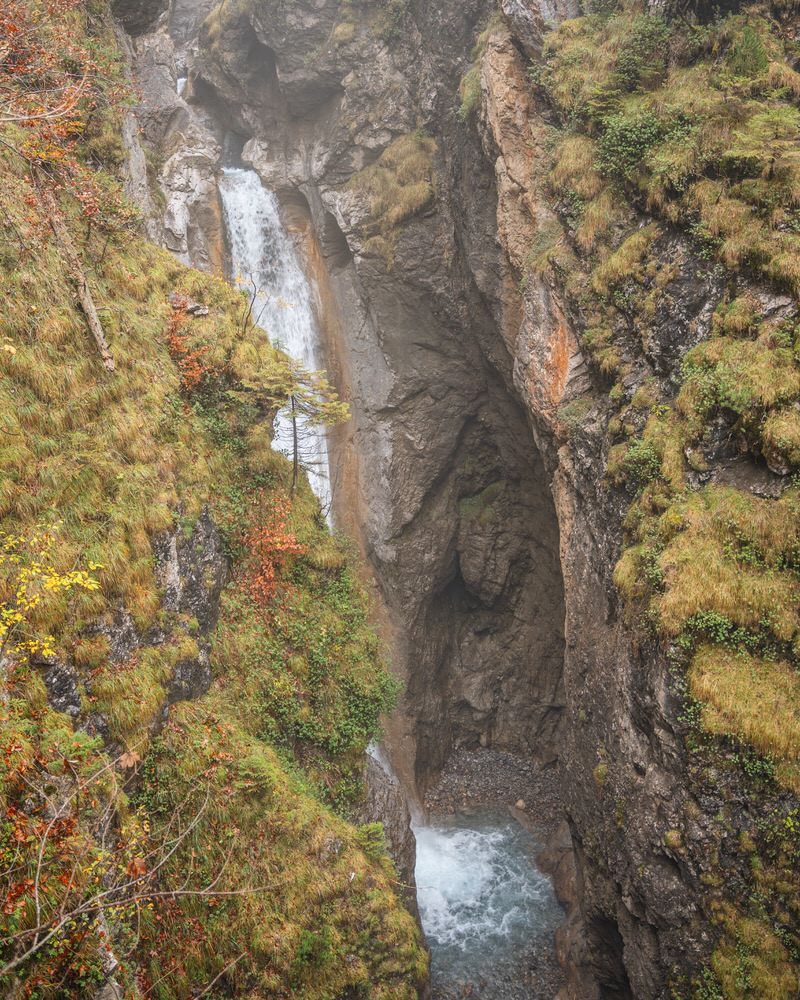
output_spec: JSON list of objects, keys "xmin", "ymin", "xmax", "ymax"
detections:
[
  {"xmin": 415, "ymin": 813, "xmax": 563, "ymax": 998},
  {"xmin": 218, "ymin": 167, "xmax": 333, "ymax": 515}
]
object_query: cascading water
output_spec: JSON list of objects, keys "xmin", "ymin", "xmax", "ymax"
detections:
[
  {"xmin": 415, "ymin": 813, "xmax": 563, "ymax": 998},
  {"xmin": 219, "ymin": 167, "xmax": 332, "ymax": 516}
]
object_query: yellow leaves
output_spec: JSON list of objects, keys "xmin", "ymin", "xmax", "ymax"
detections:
[
  {"xmin": 41, "ymin": 568, "xmax": 101, "ymax": 593},
  {"xmin": 0, "ymin": 526, "xmax": 103, "ymax": 664}
]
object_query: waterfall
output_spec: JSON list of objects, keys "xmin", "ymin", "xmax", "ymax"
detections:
[{"xmin": 218, "ymin": 168, "xmax": 332, "ymax": 516}]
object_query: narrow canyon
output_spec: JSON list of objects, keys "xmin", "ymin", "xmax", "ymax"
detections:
[
  {"xmin": 115, "ymin": 0, "xmax": 800, "ymax": 995},
  {"xmin": 2, "ymin": 0, "xmax": 799, "ymax": 997}
]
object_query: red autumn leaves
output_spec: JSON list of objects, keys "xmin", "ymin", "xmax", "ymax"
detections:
[
  {"xmin": 242, "ymin": 494, "xmax": 305, "ymax": 608},
  {"xmin": 166, "ymin": 298, "xmax": 216, "ymax": 393}
]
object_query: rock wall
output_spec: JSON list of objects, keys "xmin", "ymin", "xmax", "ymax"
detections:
[{"xmin": 125, "ymin": 0, "xmax": 567, "ymax": 792}]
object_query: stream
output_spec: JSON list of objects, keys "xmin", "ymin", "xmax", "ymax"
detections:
[
  {"xmin": 218, "ymin": 167, "xmax": 333, "ymax": 516},
  {"xmin": 415, "ymin": 812, "xmax": 563, "ymax": 998}
]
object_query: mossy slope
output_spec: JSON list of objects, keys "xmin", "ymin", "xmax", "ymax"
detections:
[
  {"xmin": 529, "ymin": 1, "xmax": 800, "ymax": 995},
  {"xmin": 0, "ymin": 3, "xmax": 425, "ymax": 996}
]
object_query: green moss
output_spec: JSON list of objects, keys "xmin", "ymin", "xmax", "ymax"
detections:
[
  {"xmin": 348, "ymin": 132, "xmax": 436, "ymax": 265},
  {"xmin": 458, "ymin": 481, "xmax": 504, "ymax": 524},
  {"xmin": 558, "ymin": 396, "xmax": 594, "ymax": 428},
  {"xmin": 664, "ymin": 828, "xmax": 683, "ymax": 850},
  {"xmin": 458, "ymin": 64, "xmax": 482, "ymax": 121}
]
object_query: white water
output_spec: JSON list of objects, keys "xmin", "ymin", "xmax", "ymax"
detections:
[
  {"xmin": 218, "ymin": 167, "xmax": 332, "ymax": 516},
  {"xmin": 415, "ymin": 813, "xmax": 562, "ymax": 996}
]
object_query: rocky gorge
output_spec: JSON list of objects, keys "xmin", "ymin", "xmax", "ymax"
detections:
[
  {"xmin": 112, "ymin": 0, "xmax": 800, "ymax": 995},
  {"xmin": 2, "ymin": 0, "xmax": 799, "ymax": 996},
  {"xmin": 113, "ymin": 0, "xmax": 800, "ymax": 994}
]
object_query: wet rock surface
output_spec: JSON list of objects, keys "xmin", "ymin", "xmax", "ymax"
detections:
[
  {"xmin": 357, "ymin": 747, "xmax": 419, "ymax": 911},
  {"xmin": 40, "ymin": 660, "xmax": 82, "ymax": 718}
]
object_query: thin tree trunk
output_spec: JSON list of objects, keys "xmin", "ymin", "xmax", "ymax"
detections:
[
  {"xmin": 41, "ymin": 188, "xmax": 115, "ymax": 372},
  {"xmin": 291, "ymin": 395, "xmax": 299, "ymax": 497}
]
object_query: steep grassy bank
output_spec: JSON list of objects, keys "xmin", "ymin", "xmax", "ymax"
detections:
[
  {"xmin": 0, "ymin": 2, "xmax": 425, "ymax": 996},
  {"xmin": 519, "ymin": 1, "xmax": 800, "ymax": 994}
]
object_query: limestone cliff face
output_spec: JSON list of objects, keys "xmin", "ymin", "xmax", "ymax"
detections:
[
  {"xmin": 126, "ymin": 0, "xmax": 567, "ymax": 790},
  {"xmin": 120, "ymin": 0, "xmax": 797, "ymax": 996}
]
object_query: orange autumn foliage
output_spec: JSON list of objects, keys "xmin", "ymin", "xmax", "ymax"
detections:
[
  {"xmin": 1, "ymin": 0, "xmax": 135, "ymax": 228},
  {"xmin": 166, "ymin": 299, "xmax": 216, "ymax": 392},
  {"xmin": 242, "ymin": 494, "xmax": 306, "ymax": 607}
]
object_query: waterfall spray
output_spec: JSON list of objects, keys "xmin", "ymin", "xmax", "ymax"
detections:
[{"xmin": 219, "ymin": 168, "xmax": 333, "ymax": 517}]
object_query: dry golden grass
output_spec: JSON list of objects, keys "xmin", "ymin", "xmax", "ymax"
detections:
[
  {"xmin": 690, "ymin": 645, "xmax": 800, "ymax": 764},
  {"xmin": 767, "ymin": 59, "xmax": 800, "ymax": 97},
  {"xmin": 613, "ymin": 543, "xmax": 653, "ymax": 604},
  {"xmin": 348, "ymin": 133, "xmax": 436, "ymax": 262},
  {"xmin": 142, "ymin": 697, "xmax": 427, "ymax": 998},
  {"xmin": 712, "ymin": 906, "xmax": 800, "ymax": 999},
  {"xmin": 765, "ymin": 240, "xmax": 800, "ymax": 295},
  {"xmin": 332, "ymin": 20, "xmax": 356, "ymax": 45},
  {"xmin": 0, "ymin": 7, "xmax": 428, "ymax": 994},
  {"xmin": 702, "ymin": 486, "xmax": 800, "ymax": 563},
  {"xmin": 551, "ymin": 135, "xmax": 604, "ymax": 199},
  {"xmin": 591, "ymin": 223, "xmax": 659, "ymax": 296},
  {"xmin": 543, "ymin": 5, "xmax": 800, "ymax": 298},
  {"xmin": 577, "ymin": 188, "xmax": 622, "ymax": 250},
  {"xmin": 711, "ymin": 294, "xmax": 761, "ymax": 338},
  {"xmin": 655, "ymin": 488, "xmax": 800, "ymax": 643},
  {"xmin": 542, "ymin": 11, "xmax": 638, "ymax": 116},
  {"xmin": 678, "ymin": 334, "xmax": 800, "ymax": 419},
  {"xmin": 643, "ymin": 414, "xmax": 686, "ymax": 490},
  {"xmin": 762, "ymin": 408, "xmax": 800, "ymax": 468}
]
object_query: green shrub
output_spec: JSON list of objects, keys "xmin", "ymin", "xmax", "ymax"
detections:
[
  {"xmin": 613, "ymin": 436, "xmax": 662, "ymax": 488},
  {"xmin": 596, "ymin": 109, "xmax": 666, "ymax": 178},
  {"xmin": 614, "ymin": 14, "xmax": 670, "ymax": 91},
  {"xmin": 597, "ymin": 109, "xmax": 693, "ymax": 180},
  {"xmin": 726, "ymin": 23, "xmax": 769, "ymax": 79}
]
